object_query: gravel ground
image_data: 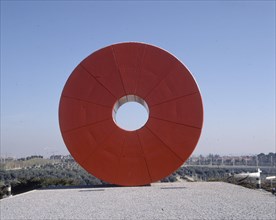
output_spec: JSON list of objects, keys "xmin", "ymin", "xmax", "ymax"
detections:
[{"xmin": 1, "ymin": 182, "xmax": 275, "ymax": 220}]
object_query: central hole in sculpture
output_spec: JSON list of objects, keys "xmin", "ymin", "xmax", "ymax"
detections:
[{"xmin": 113, "ymin": 95, "xmax": 149, "ymax": 131}]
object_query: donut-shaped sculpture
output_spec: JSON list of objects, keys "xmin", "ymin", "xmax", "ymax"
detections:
[{"xmin": 59, "ymin": 42, "xmax": 203, "ymax": 186}]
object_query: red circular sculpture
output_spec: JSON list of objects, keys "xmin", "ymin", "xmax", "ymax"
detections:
[{"xmin": 59, "ymin": 42, "xmax": 203, "ymax": 186}]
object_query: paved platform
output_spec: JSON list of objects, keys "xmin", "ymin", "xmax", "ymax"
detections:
[{"xmin": 1, "ymin": 182, "xmax": 275, "ymax": 219}]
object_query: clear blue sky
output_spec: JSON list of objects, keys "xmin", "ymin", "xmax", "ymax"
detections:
[{"xmin": 1, "ymin": 1, "xmax": 275, "ymax": 158}]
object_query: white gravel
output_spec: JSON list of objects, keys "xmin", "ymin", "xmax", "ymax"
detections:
[{"xmin": 1, "ymin": 182, "xmax": 275, "ymax": 220}]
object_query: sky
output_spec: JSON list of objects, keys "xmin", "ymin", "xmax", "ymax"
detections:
[
  {"xmin": 115, "ymin": 102, "xmax": 149, "ymax": 131},
  {"xmin": 1, "ymin": 1, "xmax": 275, "ymax": 158}
]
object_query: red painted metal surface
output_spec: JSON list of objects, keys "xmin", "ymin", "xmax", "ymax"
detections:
[{"xmin": 59, "ymin": 42, "xmax": 203, "ymax": 186}]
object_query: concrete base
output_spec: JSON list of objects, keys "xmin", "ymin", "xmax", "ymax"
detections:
[{"xmin": 1, "ymin": 182, "xmax": 275, "ymax": 220}]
